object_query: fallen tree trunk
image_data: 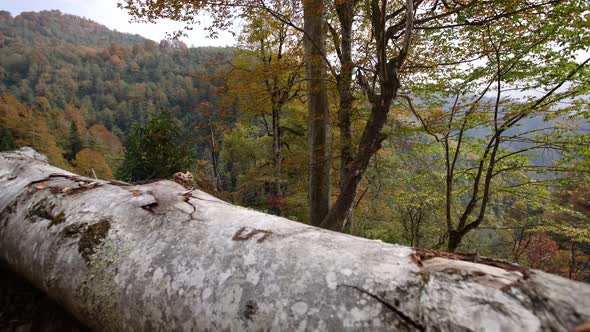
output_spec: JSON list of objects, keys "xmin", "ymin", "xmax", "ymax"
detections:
[{"xmin": 0, "ymin": 148, "xmax": 589, "ymax": 331}]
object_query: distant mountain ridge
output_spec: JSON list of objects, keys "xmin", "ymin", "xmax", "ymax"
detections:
[
  {"xmin": 0, "ymin": 9, "xmax": 233, "ymax": 166},
  {"xmin": 0, "ymin": 10, "xmax": 147, "ymax": 48}
]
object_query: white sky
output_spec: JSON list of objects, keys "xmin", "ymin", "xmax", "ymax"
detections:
[{"xmin": 1, "ymin": 0, "xmax": 237, "ymax": 47}]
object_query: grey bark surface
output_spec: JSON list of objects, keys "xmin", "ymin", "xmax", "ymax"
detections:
[
  {"xmin": 303, "ymin": 0, "xmax": 331, "ymax": 226},
  {"xmin": 0, "ymin": 148, "xmax": 589, "ymax": 332}
]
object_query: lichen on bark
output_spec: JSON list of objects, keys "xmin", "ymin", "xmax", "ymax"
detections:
[
  {"xmin": 78, "ymin": 239, "xmax": 127, "ymax": 331},
  {"xmin": 78, "ymin": 219, "xmax": 111, "ymax": 264}
]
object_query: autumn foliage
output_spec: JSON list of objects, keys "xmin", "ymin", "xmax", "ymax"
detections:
[
  {"xmin": 89, "ymin": 124, "xmax": 124, "ymax": 158},
  {"xmin": 525, "ymin": 234, "xmax": 560, "ymax": 271},
  {"xmin": 0, "ymin": 95, "xmax": 69, "ymax": 169},
  {"xmin": 74, "ymin": 148, "xmax": 113, "ymax": 179},
  {"xmin": 0, "ymin": 95, "xmax": 122, "ymax": 178}
]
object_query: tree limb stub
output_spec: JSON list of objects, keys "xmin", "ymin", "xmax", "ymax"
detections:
[{"xmin": 0, "ymin": 148, "xmax": 589, "ymax": 331}]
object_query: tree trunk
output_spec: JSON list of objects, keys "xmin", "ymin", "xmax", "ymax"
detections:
[
  {"xmin": 320, "ymin": 0, "xmax": 411, "ymax": 231},
  {"xmin": 321, "ymin": 100, "xmax": 392, "ymax": 231},
  {"xmin": 271, "ymin": 105, "xmax": 282, "ymax": 197},
  {"xmin": 336, "ymin": 0, "xmax": 355, "ymax": 231},
  {"xmin": 303, "ymin": 0, "xmax": 331, "ymax": 226},
  {"xmin": 208, "ymin": 121, "xmax": 220, "ymax": 190},
  {"xmin": 2, "ymin": 148, "xmax": 590, "ymax": 331},
  {"xmin": 447, "ymin": 230, "xmax": 463, "ymax": 252}
]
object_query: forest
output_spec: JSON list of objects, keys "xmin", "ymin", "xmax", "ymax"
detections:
[{"xmin": 1, "ymin": 1, "xmax": 589, "ymax": 285}]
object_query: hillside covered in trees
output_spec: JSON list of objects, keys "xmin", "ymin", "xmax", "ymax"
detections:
[
  {"xmin": 1, "ymin": 3, "xmax": 589, "ymax": 285},
  {"xmin": 0, "ymin": 10, "xmax": 232, "ymax": 173}
]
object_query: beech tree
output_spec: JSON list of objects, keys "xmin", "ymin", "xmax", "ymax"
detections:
[
  {"xmin": 119, "ymin": 0, "xmax": 590, "ymax": 235},
  {"xmin": 301, "ymin": 0, "xmax": 332, "ymax": 225},
  {"xmin": 321, "ymin": 0, "xmax": 589, "ymax": 231},
  {"xmin": 193, "ymin": 101, "xmax": 226, "ymax": 190},
  {"xmin": 120, "ymin": 0, "xmax": 333, "ymax": 224},
  {"xmin": 327, "ymin": 0, "xmax": 358, "ymax": 227},
  {"xmin": 2, "ymin": 147, "xmax": 590, "ymax": 330},
  {"xmin": 223, "ymin": 4, "xmax": 304, "ymax": 201},
  {"xmin": 401, "ymin": 1, "xmax": 590, "ymax": 251}
]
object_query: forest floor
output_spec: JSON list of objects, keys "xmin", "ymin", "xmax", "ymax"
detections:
[{"xmin": 0, "ymin": 264, "xmax": 87, "ymax": 332}]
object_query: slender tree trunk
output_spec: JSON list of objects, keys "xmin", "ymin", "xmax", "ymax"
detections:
[
  {"xmin": 336, "ymin": 1, "xmax": 355, "ymax": 230},
  {"xmin": 320, "ymin": 0, "xmax": 413, "ymax": 231},
  {"xmin": 412, "ymin": 209, "xmax": 423, "ymax": 248},
  {"xmin": 303, "ymin": 0, "xmax": 331, "ymax": 226},
  {"xmin": 445, "ymin": 164, "xmax": 454, "ymax": 238},
  {"xmin": 271, "ymin": 104, "xmax": 283, "ymax": 216},
  {"xmin": 271, "ymin": 105, "xmax": 282, "ymax": 197},
  {"xmin": 569, "ymin": 242, "xmax": 576, "ymax": 280},
  {"xmin": 225, "ymin": 160, "xmax": 237, "ymax": 192},
  {"xmin": 3, "ymin": 148, "xmax": 590, "ymax": 331},
  {"xmin": 449, "ymin": 135, "xmax": 501, "ymax": 252},
  {"xmin": 208, "ymin": 121, "xmax": 219, "ymax": 190},
  {"xmin": 322, "ymin": 101, "xmax": 392, "ymax": 231}
]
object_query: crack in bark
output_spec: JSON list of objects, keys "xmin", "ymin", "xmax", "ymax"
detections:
[
  {"xmin": 190, "ymin": 195, "xmax": 225, "ymax": 204},
  {"xmin": 28, "ymin": 174, "xmax": 102, "ymax": 196},
  {"xmin": 187, "ymin": 202, "xmax": 197, "ymax": 218},
  {"xmin": 62, "ymin": 184, "xmax": 101, "ymax": 196},
  {"xmin": 413, "ymin": 248, "xmax": 531, "ymax": 279},
  {"xmin": 28, "ymin": 173, "xmax": 89, "ymax": 185},
  {"xmin": 107, "ymin": 180, "xmax": 131, "ymax": 186},
  {"xmin": 140, "ymin": 202, "xmax": 158, "ymax": 214},
  {"xmin": 338, "ymin": 284, "xmax": 425, "ymax": 332},
  {"xmin": 183, "ymin": 197, "xmax": 200, "ymax": 221},
  {"xmin": 173, "ymin": 191, "xmax": 201, "ymax": 222}
]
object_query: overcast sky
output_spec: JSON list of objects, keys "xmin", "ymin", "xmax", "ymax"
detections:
[{"xmin": 1, "ymin": 0, "xmax": 237, "ymax": 47}]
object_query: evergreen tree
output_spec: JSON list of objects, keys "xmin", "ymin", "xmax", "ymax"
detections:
[
  {"xmin": 64, "ymin": 121, "xmax": 82, "ymax": 161},
  {"xmin": 116, "ymin": 112, "xmax": 194, "ymax": 181},
  {"xmin": 0, "ymin": 128, "xmax": 16, "ymax": 151}
]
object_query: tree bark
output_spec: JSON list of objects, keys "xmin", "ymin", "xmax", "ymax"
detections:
[
  {"xmin": 335, "ymin": 0, "xmax": 356, "ymax": 230},
  {"xmin": 321, "ymin": 100, "xmax": 392, "ymax": 231},
  {"xmin": 447, "ymin": 230, "xmax": 463, "ymax": 253},
  {"xmin": 320, "ymin": 0, "xmax": 411, "ymax": 231},
  {"xmin": 1, "ymin": 148, "xmax": 590, "ymax": 331},
  {"xmin": 303, "ymin": 0, "xmax": 331, "ymax": 226},
  {"xmin": 271, "ymin": 105, "xmax": 282, "ymax": 197},
  {"xmin": 208, "ymin": 121, "xmax": 220, "ymax": 190}
]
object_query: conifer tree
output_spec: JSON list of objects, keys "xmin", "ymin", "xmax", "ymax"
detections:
[
  {"xmin": 64, "ymin": 121, "xmax": 82, "ymax": 161},
  {"xmin": 0, "ymin": 128, "xmax": 16, "ymax": 151},
  {"xmin": 116, "ymin": 112, "xmax": 194, "ymax": 182}
]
